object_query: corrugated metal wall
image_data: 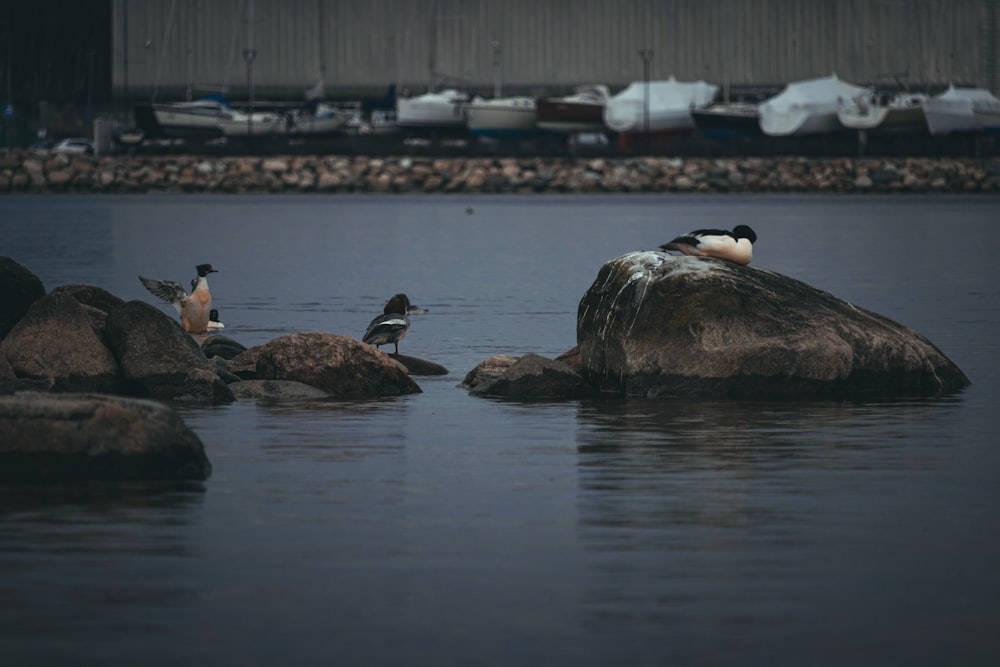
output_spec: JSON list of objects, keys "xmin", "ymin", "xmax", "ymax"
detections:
[{"xmin": 113, "ymin": 0, "xmax": 998, "ymax": 100}]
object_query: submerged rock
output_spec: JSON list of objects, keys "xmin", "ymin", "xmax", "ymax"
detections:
[
  {"xmin": 392, "ymin": 353, "xmax": 449, "ymax": 376},
  {"xmin": 0, "ymin": 392, "xmax": 211, "ymax": 481},
  {"xmin": 469, "ymin": 353, "xmax": 596, "ymax": 400},
  {"xmin": 229, "ymin": 379, "xmax": 330, "ymax": 401},
  {"xmin": 461, "ymin": 354, "xmax": 520, "ymax": 389},
  {"xmin": 255, "ymin": 331, "xmax": 421, "ymax": 398},
  {"xmin": 577, "ymin": 252, "xmax": 970, "ymax": 398}
]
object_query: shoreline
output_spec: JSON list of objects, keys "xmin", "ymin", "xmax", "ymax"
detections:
[{"xmin": 2, "ymin": 151, "xmax": 999, "ymax": 194}]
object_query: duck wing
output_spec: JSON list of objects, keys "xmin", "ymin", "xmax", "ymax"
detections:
[
  {"xmin": 139, "ymin": 276, "xmax": 188, "ymax": 314},
  {"xmin": 363, "ymin": 313, "xmax": 410, "ymax": 344}
]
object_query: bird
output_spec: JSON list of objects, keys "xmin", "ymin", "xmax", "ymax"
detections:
[
  {"xmin": 659, "ymin": 225, "xmax": 757, "ymax": 265},
  {"xmin": 207, "ymin": 308, "xmax": 225, "ymax": 330},
  {"xmin": 362, "ymin": 293, "xmax": 412, "ymax": 356},
  {"xmin": 139, "ymin": 264, "xmax": 219, "ymax": 333}
]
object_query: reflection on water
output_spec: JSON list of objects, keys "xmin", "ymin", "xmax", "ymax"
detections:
[{"xmin": 1, "ymin": 194, "xmax": 999, "ymax": 666}]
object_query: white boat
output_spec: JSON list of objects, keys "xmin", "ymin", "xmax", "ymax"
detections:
[
  {"xmin": 217, "ymin": 109, "xmax": 285, "ymax": 138},
  {"xmin": 151, "ymin": 94, "xmax": 231, "ymax": 139},
  {"xmin": 395, "ymin": 89, "xmax": 473, "ymax": 131},
  {"xmin": 973, "ymin": 105, "xmax": 1000, "ymax": 135},
  {"xmin": 284, "ymin": 101, "xmax": 352, "ymax": 136},
  {"xmin": 465, "ymin": 96, "xmax": 538, "ymax": 138},
  {"xmin": 536, "ymin": 85, "xmax": 610, "ymax": 134},
  {"xmin": 923, "ymin": 85, "xmax": 1000, "ymax": 135},
  {"xmin": 603, "ymin": 77, "xmax": 718, "ymax": 136},
  {"xmin": 758, "ymin": 74, "xmax": 866, "ymax": 136},
  {"xmin": 836, "ymin": 90, "xmax": 929, "ymax": 134}
]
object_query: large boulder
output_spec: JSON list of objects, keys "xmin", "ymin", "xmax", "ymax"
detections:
[
  {"xmin": 104, "ymin": 300, "xmax": 234, "ymax": 404},
  {"xmin": 0, "ymin": 392, "xmax": 211, "ymax": 481},
  {"xmin": 255, "ymin": 332, "xmax": 421, "ymax": 398},
  {"xmin": 0, "ymin": 257, "xmax": 46, "ymax": 339},
  {"xmin": 1, "ymin": 292, "xmax": 123, "ymax": 393},
  {"xmin": 469, "ymin": 353, "xmax": 596, "ymax": 399},
  {"xmin": 49, "ymin": 284, "xmax": 126, "ymax": 315},
  {"xmin": 577, "ymin": 252, "xmax": 970, "ymax": 398}
]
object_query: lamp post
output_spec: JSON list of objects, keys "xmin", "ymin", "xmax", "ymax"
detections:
[
  {"xmin": 638, "ymin": 48, "xmax": 654, "ymax": 154},
  {"xmin": 243, "ymin": 48, "xmax": 257, "ymax": 147}
]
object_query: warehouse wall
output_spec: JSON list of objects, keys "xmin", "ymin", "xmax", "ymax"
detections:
[{"xmin": 112, "ymin": 0, "xmax": 998, "ymax": 101}]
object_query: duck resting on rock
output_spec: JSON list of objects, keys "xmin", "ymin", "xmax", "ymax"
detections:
[
  {"xmin": 660, "ymin": 225, "xmax": 757, "ymax": 265},
  {"xmin": 362, "ymin": 293, "xmax": 412, "ymax": 356},
  {"xmin": 139, "ymin": 264, "xmax": 218, "ymax": 333}
]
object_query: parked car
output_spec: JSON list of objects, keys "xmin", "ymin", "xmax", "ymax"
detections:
[{"xmin": 52, "ymin": 138, "xmax": 95, "ymax": 155}]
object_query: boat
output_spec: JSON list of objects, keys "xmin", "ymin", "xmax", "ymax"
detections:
[
  {"xmin": 691, "ymin": 102, "xmax": 763, "ymax": 140},
  {"xmin": 284, "ymin": 100, "xmax": 353, "ymax": 136},
  {"xmin": 973, "ymin": 103, "xmax": 1000, "ymax": 135},
  {"xmin": 395, "ymin": 89, "xmax": 474, "ymax": 133},
  {"xmin": 923, "ymin": 85, "xmax": 1000, "ymax": 135},
  {"xmin": 758, "ymin": 74, "xmax": 867, "ymax": 136},
  {"xmin": 216, "ymin": 108, "xmax": 285, "ymax": 138},
  {"xmin": 602, "ymin": 77, "xmax": 718, "ymax": 140},
  {"xmin": 536, "ymin": 85, "xmax": 610, "ymax": 134},
  {"xmin": 836, "ymin": 90, "xmax": 929, "ymax": 134},
  {"xmin": 151, "ymin": 94, "xmax": 231, "ymax": 139},
  {"xmin": 465, "ymin": 96, "xmax": 538, "ymax": 138}
]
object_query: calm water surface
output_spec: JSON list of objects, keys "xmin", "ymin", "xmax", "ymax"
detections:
[{"xmin": 1, "ymin": 194, "xmax": 999, "ymax": 666}]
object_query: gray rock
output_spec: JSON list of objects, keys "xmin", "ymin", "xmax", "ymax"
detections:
[
  {"xmin": 229, "ymin": 379, "xmax": 329, "ymax": 401},
  {"xmin": 49, "ymin": 284, "xmax": 126, "ymax": 315},
  {"xmin": 461, "ymin": 354, "xmax": 519, "ymax": 389},
  {"xmin": 104, "ymin": 300, "xmax": 234, "ymax": 404},
  {"xmin": 0, "ymin": 391, "xmax": 211, "ymax": 481},
  {"xmin": 1, "ymin": 292, "xmax": 123, "ymax": 393},
  {"xmin": 0, "ymin": 257, "xmax": 46, "ymax": 339},
  {"xmin": 227, "ymin": 346, "xmax": 262, "ymax": 380},
  {"xmin": 201, "ymin": 334, "xmax": 247, "ymax": 360},
  {"xmin": 577, "ymin": 252, "xmax": 970, "ymax": 398},
  {"xmin": 470, "ymin": 353, "xmax": 596, "ymax": 399},
  {"xmin": 392, "ymin": 353, "xmax": 448, "ymax": 376},
  {"xmin": 255, "ymin": 331, "xmax": 421, "ymax": 398}
]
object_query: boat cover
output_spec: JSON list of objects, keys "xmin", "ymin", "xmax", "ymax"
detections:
[{"xmin": 603, "ymin": 77, "xmax": 718, "ymax": 132}]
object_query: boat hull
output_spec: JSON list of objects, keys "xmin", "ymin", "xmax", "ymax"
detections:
[
  {"xmin": 692, "ymin": 104, "xmax": 762, "ymax": 140},
  {"xmin": 396, "ymin": 90, "xmax": 471, "ymax": 130},
  {"xmin": 536, "ymin": 98, "xmax": 605, "ymax": 134},
  {"xmin": 466, "ymin": 98, "xmax": 539, "ymax": 138}
]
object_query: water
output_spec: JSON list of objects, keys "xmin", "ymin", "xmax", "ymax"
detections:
[{"xmin": 2, "ymin": 194, "xmax": 999, "ymax": 666}]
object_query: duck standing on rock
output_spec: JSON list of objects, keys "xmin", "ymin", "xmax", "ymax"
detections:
[
  {"xmin": 660, "ymin": 225, "xmax": 757, "ymax": 265},
  {"xmin": 362, "ymin": 293, "xmax": 412, "ymax": 356},
  {"xmin": 139, "ymin": 264, "xmax": 219, "ymax": 333}
]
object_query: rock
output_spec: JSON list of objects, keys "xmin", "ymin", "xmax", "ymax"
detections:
[
  {"xmin": 0, "ymin": 354, "xmax": 14, "ymax": 381},
  {"xmin": 1, "ymin": 292, "xmax": 123, "ymax": 393},
  {"xmin": 227, "ymin": 346, "xmax": 262, "ymax": 380},
  {"xmin": 201, "ymin": 334, "xmax": 247, "ymax": 360},
  {"xmin": 392, "ymin": 353, "xmax": 448, "ymax": 376},
  {"xmin": 50, "ymin": 284, "xmax": 126, "ymax": 314},
  {"xmin": 461, "ymin": 354, "xmax": 520, "ymax": 389},
  {"xmin": 577, "ymin": 252, "xmax": 970, "ymax": 398},
  {"xmin": 104, "ymin": 301, "xmax": 235, "ymax": 404},
  {"xmin": 229, "ymin": 379, "xmax": 330, "ymax": 401},
  {"xmin": 555, "ymin": 345, "xmax": 582, "ymax": 373},
  {"xmin": 469, "ymin": 353, "xmax": 596, "ymax": 399},
  {"xmin": 207, "ymin": 356, "xmax": 242, "ymax": 383},
  {"xmin": 0, "ymin": 392, "xmax": 211, "ymax": 481},
  {"xmin": 0, "ymin": 257, "xmax": 46, "ymax": 339},
  {"xmin": 255, "ymin": 332, "xmax": 421, "ymax": 398}
]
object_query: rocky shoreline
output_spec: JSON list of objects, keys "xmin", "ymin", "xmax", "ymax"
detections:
[{"xmin": 2, "ymin": 150, "xmax": 1000, "ymax": 194}]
